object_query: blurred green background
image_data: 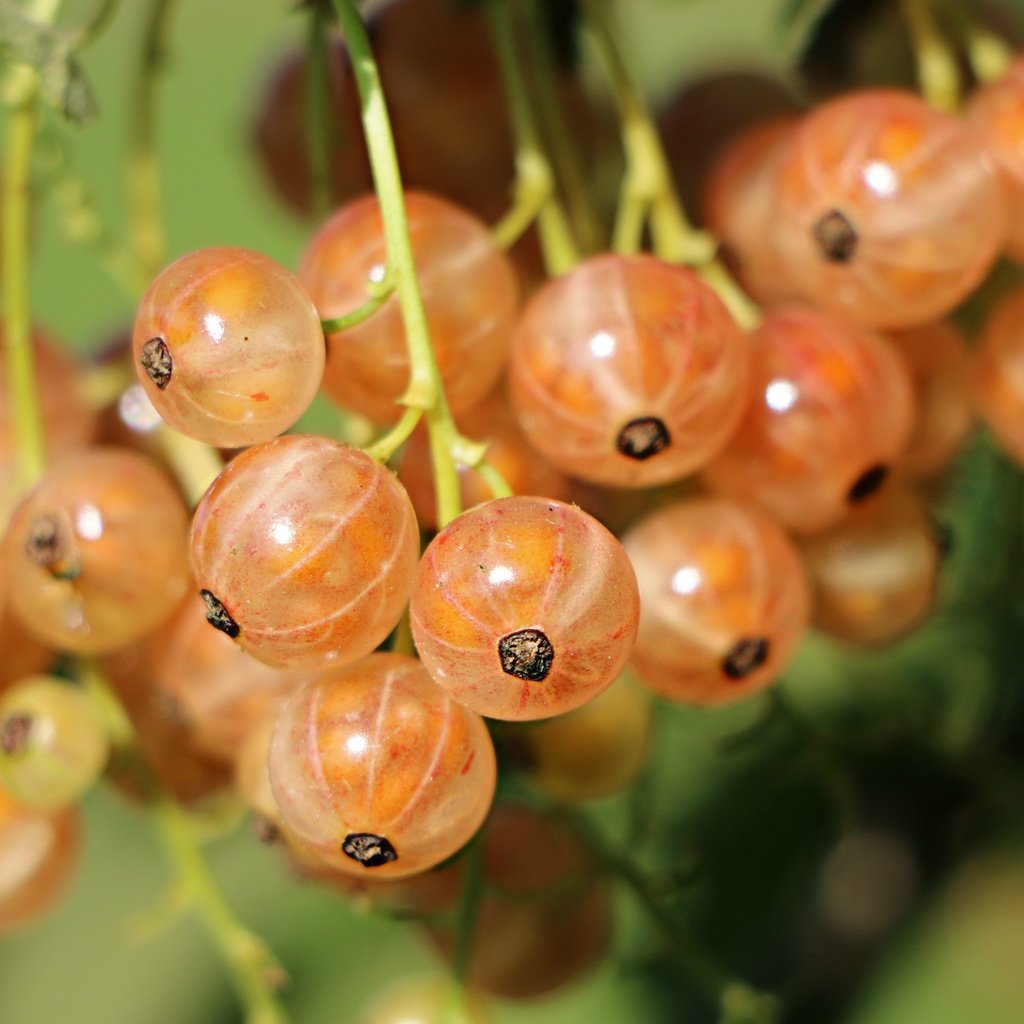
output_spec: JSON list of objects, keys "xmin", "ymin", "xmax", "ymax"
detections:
[{"xmin": 7, "ymin": 0, "xmax": 1024, "ymax": 1021}]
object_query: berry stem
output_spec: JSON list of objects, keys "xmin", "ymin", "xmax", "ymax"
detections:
[
  {"xmin": 3, "ymin": 81, "xmax": 46, "ymax": 492},
  {"xmin": 523, "ymin": 0, "xmax": 604, "ymax": 255},
  {"xmin": 305, "ymin": 1, "xmax": 334, "ymax": 218},
  {"xmin": 939, "ymin": 0, "xmax": 1014, "ymax": 85},
  {"xmin": 486, "ymin": 0, "xmax": 580, "ymax": 275},
  {"xmin": 330, "ymin": 0, "xmax": 465, "ymax": 526},
  {"xmin": 579, "ymin": 0, "xmax": 760, "ymax": 331},
  {"xmin": 79, "ymin": 661, "xmax": 291, "ymax": 1024},
  {"xmin": 451, "ymin": 829, "xmax": 486, "ymax": 984},
  {"xmin": 319, "ymin": 278, "xmax": 394, "ymax": 333},
  {"xmin": 2, "ymin": 0, "xmax": 66, "ymax": 493},
  {"xmin": 362, "ymin": 405, "xmax": 421, "ymax": 463},
  {"xmin": 128, "ymin": 0, "xmax": 178, "ymax": 286},
  {"xmin": 901, "ymin": 0, "xmax": 961, "ymax": 112},
  {"xmin": 570, "ymin": 807, "xmax": 780, "ymax": 1022}
]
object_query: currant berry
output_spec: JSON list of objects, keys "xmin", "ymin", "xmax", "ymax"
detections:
[
  {"xmin": 517, "ymin": 675, "xmax": 653, "ymax": 800},
  {"xmin": 800, "ymin": 484, "xmax": 943, "ymax": 646},
  {"xmin": 0, "ymin": 676, "xmax": 108, "ymax": 811},
  {"xmin": 268, "ymin": 653, "xmax": 496, "ymax": 879},
  {"xmin": 136, "ymin": 593, "xmax": 305, "ymax": 762},
  {"xmin": 966, "ymin": 57, "xmax": 1024, "ymax": 263},
  {"xmin": 973, "ymin": 285, "xmax": 1024, "ymax": 466},
  {"xmin": 132, "ymin": 247, "xmax": 325, "ymax": 448},
  {"xmin": 299, "ymin": 191, "xmax": 518, "ymax": 424},
  {"xmin": 508, "ymin": 253, "xmax": 750, "ymax": 487},
  {"xmin": 622, "ymin": 498, "xmax": 811, "ymax": 704},
  {"xmin": 889, "ymin": 321, "xmax": 973, "ymax": 479},
  {"xmin": 410, "ymin": 496, "xmax": 640, "ymax": 721},
  {"xmin": 0, "ymin": 784, "xmax": 81, "ymax": 935},
  {"xmin": 396, "ymin": 384, "xmax": 571, "ymax": 531},
  {"xmin": 4, "ymin": 448, "xmax": 190, "ymax": 654},
  {"xmin": 773, "ymin": 89, "xmax": 1004, "ymax": 328},
  {"xmin": 190, "ymin": 434, "xmax": 419, "ymax": 670},
  {"xmin": 701, "ymin": 116, "xmax": 799, "ymax": 304},
  {"xmin": 429, "ymin": 803, "xmax": 611, "ymax": 999},
  {"xmin": 0, "ymin": 571, "xmax": 53, "ymax": 690},
  {"xmin": 702, "ymin": 306, "xmax": 915, "ymax": 533}
]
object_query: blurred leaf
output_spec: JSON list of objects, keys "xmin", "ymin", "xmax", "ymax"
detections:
[{"xmin": 0, "ymin": 2, "xmax": 97, "ymax": 122}]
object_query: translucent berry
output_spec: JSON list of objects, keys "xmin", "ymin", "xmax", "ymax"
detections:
[
  {"xmin": 773, "ymin": 89, "xmax": 1004, "ymax": 328},
  {"xmin": 4, "ymin": 448, "xmax": 190, "ymax": 653},
  {"xmin": 136, "ymin": 593, "xmax": 305, "ymax": 761},
  {"xmin": 0, "ymin": 784, "xmax": 81, "ymax": 935},
  {"xmin": 966, "ymin": 57, "xmax": 1024, "ymax": 264},
  {"xmin": 132, "ymin": 247, "xmax": 325, "ymax": 447},
  {"xmin": 410, "ymin": 496, "xmax": 640, "ymax": 721},
  {"xmin": 299, "ymin": 191, "xmax": 518, "ymax": 424},
  {"xmin": 509, "ymin": 253, "xmax": 750, "ymax": 487},
  {"xmin": 429, "ymin": 803, "xmax": 611, "ymax": 999},
  {"xmin": 973, "ymin": 285, "xmax": 1024, "ymax": 466},
  {"xmin": 702, "ymin": 305, "xmax": 915, "ymax": 533},
  {"xmin": 0, "ymin": 676, "xmax": 108, "ymax": 811},
  {"xmin": 889, "ymin": 321, "xmax": 973, "ymax": 479},
  {"xmin": 268, "ymin": 653, "xmax": 496, "ymax": 879},
  {"xmin": 623, "ymin": 499, "xmax": 811, "ymax": 704},
  {"xmin": 396, "ymin": 384, "xmax": 571, "ymax": 531},
  {"xmin": 190, "ymin": 434, "xmax": 419, "ymax": 670},
  {"xmin": 0, "ymin": 571, "xmax": 53, "ymax": 690},
  {"xmin": 701, "ymin": 116, "xmax": 799, "ymax": 305},
  {"xmin": 517, "ymin": 675, "xmax": 653, "ymax": 800},
  {"xmin": 800, "ymin": 484, "xmax": 943, "ymax": 646}
]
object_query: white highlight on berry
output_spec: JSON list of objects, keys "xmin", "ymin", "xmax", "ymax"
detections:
[
  {"xmin": 76, "ymin": 505, "xmax": 104, "ymax": 541},
  {"xmin": 670, "ymin": 566, "xmax": 702, "ymax": 595},
  {"xmin": 863, "ymin": 160, "xmax": 898, "ymax": 197},
  {"xmin": 588, "ymin": 330, "xmax": 616, "ymax": 359},
  {"xmin": 203, "ymin": 312, "xmax": 226, "ymax": 342},
  {"xmin": 488, "ymin": 565, "xmax": 514, "ymax": 586},
  {"xmin": 765, "ymin": 378, "xmax": 798, "ymax": 413}
]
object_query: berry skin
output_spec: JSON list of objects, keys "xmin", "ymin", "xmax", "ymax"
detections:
[
  {"xmin": 410, "ymin": 496, "xmax": 640, "ymax": 721},
  {"xmin": 132, "ymin": 247, "xmax": 325, "ymax": 448},
  {"xmin": 268, "ymin": 653, "xmax": 496, "ymax": 880},
  {"xmin": 773, "ymin": 89, "xmax": 1004, "ymax": 328},
  {"xmin": 889, "ymin": 321, "xmax": 974, "ymax": 479},
  {"xmin": 623, "ymin": 499, "xmax": 811, "ymax": 705},
  {"xmin": 354, "ymin": 973, "xmax": 491, "ymax": 1024},
  {"xmin": 966, "ymin": 57, "xmax": 1024, "ymax": 264},
  {"xmin": 702, "ymin": 305, "xmax": 915, "ymax": 534},
  {"xmin": 509, "ymin": 253, "xmax": 750, "ymax": 488},
  {"xmin": 973, "ymin": 285, "xmax": 1024, "ymax": 467},
  {"xmin": 428, "ymin": 803, "xmax": 612, "ymax": 999},
  {"xmin": 799, "ymin": 484, "xmax": 943, "ymax": 646},
  {"xmin": 4, "ymin": 448, "xmax": 190, "ymax": 654},
  {"xmin": 190, "ymin": 434, "xmax": 419, "ymax": 670},
  {"xmin": 0, "ymin": 784, "xmax": 81, "ymax": 935},
  {"xmin": 299, "ymin": 191, "xmax": 518, "ymax": 424},
  {"xmin": 0, "ymin": 676, "xmax": 108, "ymax": 811}
]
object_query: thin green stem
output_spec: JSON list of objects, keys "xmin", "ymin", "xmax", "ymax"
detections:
[
  {"xmin": 363, "ymin": 406, "xmax": 421, "ymax": 463},
  {"xmin": 320, "ymin": 283, "xmax": 393, "ymax": 333},
  {"xmin": 939, "ymin": 0, "xmax": 1013, "ymax": 85},
  {"xmin": 570, "ymin": 809, "xmax": 779, "ymax": 1021},
  {"xmin": 486, "ymin": 0, "xmax": 579, "ymax": 275},
  {"xmin": 80, "ymin": 663, "xmax": 290, "ymax": 1024},
  {"xmin": 524, "ymin": 0, "xmax": 603, "ymax": 254},
  {"xmin": 331, "ymin": 0, "xmax": 466, "ymax": 526},
  {"xmin": 474, "ymin": 459, "xmax": 513, "ymax": 500},
  {"xmin": 305, "ymin": 3, "xmax": 333, "ymax": 218},
  {"xmin": 451, "ymin": 829, "xmax": 486, "ymax": 983},
  {"xmin": 128, "ymin": 0, "xmax": 178, "ymax": 284},
  {"xmin": 579, "ymin": 0, "xmax": 758, "ymax": 329},
  {"xmin": 3, "ymin": 90, "xmax": 45, "ymax": 491},
  {"xmin": 901, "ymin": 0, "xmax": 961, "ymax": 112}
]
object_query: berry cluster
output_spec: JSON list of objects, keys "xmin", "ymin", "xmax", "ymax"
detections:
[{"xmin": 6, "ymin": 0, "xmax": 1024, "ymax": 1021}]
